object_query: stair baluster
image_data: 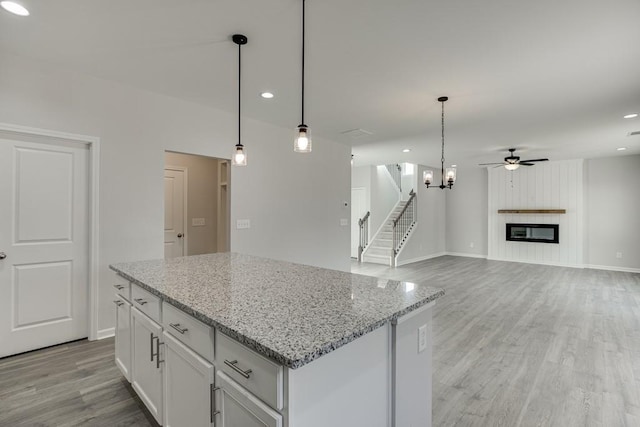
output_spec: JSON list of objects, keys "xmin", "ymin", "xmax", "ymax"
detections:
[{"xmin": 357, "ymin": 211, "xmax": 371, "ymax": 263}]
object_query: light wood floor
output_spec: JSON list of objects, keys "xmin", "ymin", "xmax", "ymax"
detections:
[
  {"xmin": 1, "ymin": 256, "xmax": 638, "ymax": 426},
  {"xmin": 352, "ymin": 256, "xmax": 640, "ymax": 427},
  {"xmin": 0, "ymin": 338, "xmax": 158, "ymax": 427}
]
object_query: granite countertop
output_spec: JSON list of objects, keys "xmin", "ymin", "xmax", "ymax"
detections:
[{"xmin": 110, "ymin": 253, "xmax": 444, "ymax": 369}]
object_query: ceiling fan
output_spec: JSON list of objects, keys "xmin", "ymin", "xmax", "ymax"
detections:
[{"xmin": 479, "ymin": 148, "xmax": 549, "ymax": 170}]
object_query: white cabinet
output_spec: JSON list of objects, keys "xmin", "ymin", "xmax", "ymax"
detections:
[
  {"xmin": 215, "ymin": 371, "xmax": 283, "ymax": 427},
  {"xmin": 131, "ymin": 307, "xmax": 164, "ymax": 425},
  {"xmin": 163, "ymin": 332, "xmax": 215, "ymax": 427},
  {"xmin": 114, "ymin": 296, "xmax": 132, "ymax": 382}
]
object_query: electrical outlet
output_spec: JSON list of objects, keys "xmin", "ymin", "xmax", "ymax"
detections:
[
  {"xmin": 192, "ymin": 218, "xmax": 206, "ymax": 226},
  {"xmin": 418, "ymin": 324, "xmax": 427, "ymax": 353},
  {"xmin": 236, "ymin": 219, "xmax": 251, "ymax": 229},
  {"xmin": 616, "ymin": 252, "xmax": 623, "ymax": 259},
  {"xmin": 340, "ymin": 218, "xmax": 348, "ymax": 226}
]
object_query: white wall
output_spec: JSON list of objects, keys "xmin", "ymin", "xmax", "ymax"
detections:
[
  {"xmin": 585, "ymin": 155, "xmax": 640, "ymax": 270},
  {"xmin": 370, "ymin": 165, "xmax": 400, "ymax": 234},
  {"xmin": 488, "ymin": 159, "xmax": 584, "ymax": 267},
  {"xmin": 445, "ymin": 167, "xmax": 488, "ymax": 257},
  {"xmin": 351, "ymin": 165, "xmax": 372, "ymax": 214},
  {"xmin": 0, "ymin": 49, "xmax": 351, "ymax": 334},
  {"xmin": 396, "ymin": 164, "xmax": 446, "ymax": 265}
]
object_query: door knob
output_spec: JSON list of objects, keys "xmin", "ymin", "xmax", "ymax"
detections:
[
  {"xmin": 177, "ymin": 233, "xmax": 184, "ymax": 238},
  {"xmin": 0, "ymin": 252, "xmax": 6, "ymax": 260}
]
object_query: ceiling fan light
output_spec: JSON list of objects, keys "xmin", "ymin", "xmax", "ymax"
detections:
[{"xmin": 505, "ymin": 163, "xmax": 520, "ymax": 171}]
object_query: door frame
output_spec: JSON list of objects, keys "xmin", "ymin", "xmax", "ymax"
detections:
[
  {"xmin": 0, "ymin": 122, "xmax": 101, "ymax": 340},
  {"xmin": 164, "ymin": 165, "xmax": 189, "ymax": 257}
]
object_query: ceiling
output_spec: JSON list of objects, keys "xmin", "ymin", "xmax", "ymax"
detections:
[{"xmin": 1, "ymin": 0, "xmax": 639, "ymax": 167}]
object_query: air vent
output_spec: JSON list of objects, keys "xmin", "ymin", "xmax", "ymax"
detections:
[
  {"xmin": 628, "ymin": 131, "xmax": 640, "ymax": 136},
  {"xmin": 340, "ymin": 128, "xmax": 373, "ymax": 139}
]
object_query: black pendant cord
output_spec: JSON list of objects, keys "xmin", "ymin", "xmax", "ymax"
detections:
[
  {"xmin": 238, "ymin": 41, "xmax": 242, "ymax": 147},
  {"xmin": 440, "ymin": 99, "xmax": 445, "ymax": 186},
  {"xmin": 300, "ymin": 0, "xmax": 306, "ymax": 126}
]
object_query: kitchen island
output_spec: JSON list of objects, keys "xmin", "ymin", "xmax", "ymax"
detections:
[{"xmin": 110, "ymin": 253, "xmax": 444, "ymax": 427}]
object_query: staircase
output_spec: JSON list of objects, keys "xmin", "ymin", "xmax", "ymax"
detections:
[{"xmin": 363, "ymin": 194, "xmax": 416, "ymax": 266}]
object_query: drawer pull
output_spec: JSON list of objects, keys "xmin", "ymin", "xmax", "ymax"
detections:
[
  {"xmin": 113, "ymin": 300, "xmax": 124, "ymax": 307},
  {"xmin": 134, "ymin": 298, "xmax": 147, "ymax": 306},
  {"xmin": 224, "ymin": 359, "xmax": 252, "ymax": 379},
  {"xmin": 169, "ymin": 323, "xmax": 189, "ymax": 334},
  {"xmin": 113, "ymin": 284, "xmax": 125, "ymax": 290}
]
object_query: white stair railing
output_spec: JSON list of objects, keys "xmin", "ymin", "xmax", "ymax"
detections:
[
  {"xmin": 391, "ymin": 189, "xmax": 416, "ymax": 267},
  {"xmin": 357, "ymin": 211, "xmax": 371, "ymax": 262}
]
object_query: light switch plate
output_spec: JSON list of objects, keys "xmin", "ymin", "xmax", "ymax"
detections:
[
  {"xmin": 192, "ymin": 218, "xmax": 206, "ymax": 226},
  {"xmin": 418, "ymin": 324, "xmax": 427, "ymax": 353},
  {"xmin": 236, "ymin": 219, "xmax": 251, "ymax": 229},
  {"xmin": 340, "ymin": 218, "xmax": 348, "ymax": 226}
]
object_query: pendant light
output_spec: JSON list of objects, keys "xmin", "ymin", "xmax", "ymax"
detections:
[
  {"xmin": 232, "ymin": 34, "xmax": 248, "ymax": 166},
  {"xmin": 294, "ymin": 0, "xmax": 312, "ymax": 153},
  {"xmin": 424, "ymin": 96, "xmax": 456, "ymax": 189}
]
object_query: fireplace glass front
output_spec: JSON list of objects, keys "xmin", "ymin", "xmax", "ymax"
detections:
[{"xmin": 506, "ymin": 223, "xmax": 559, "ymax": 244}]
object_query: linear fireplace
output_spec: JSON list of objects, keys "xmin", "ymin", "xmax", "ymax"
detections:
[{"xmin": 506, "ymin": 223, "xmax": 559, "ymax": 244}]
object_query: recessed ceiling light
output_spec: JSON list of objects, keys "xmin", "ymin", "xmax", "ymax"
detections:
[
  {"xmin": 1, "ymin": 1, "xmax": 29, "ymax": 16},
  {"xmin": 402, "ymin": 149, "xmax": 411, "ymax": 153},
  {"xmin": 617, "ymin": 147, "xmax": 627, "ymax": 151},
  {"xmin": 260, "ymin": 92, "xmax": 274, "ymax": 99},
  {"xmin": 624, "ymin": 113, "xmax": 638, "ymax": 119}
]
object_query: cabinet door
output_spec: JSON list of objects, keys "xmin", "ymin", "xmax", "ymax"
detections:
[
  {"xmin": 215, "ymin": 371, "xmax": 282, "ymax": 427},
  {"xmin": 163, "ymin": 332, "xmax": 215, "ymax": 427},
  {"xmin": 114, "ymin": 297, "xmax": 132, "ymax": 381},
  {"xmin": 131, "ymin": 307, "xmax": 163, "ymax": 425}
]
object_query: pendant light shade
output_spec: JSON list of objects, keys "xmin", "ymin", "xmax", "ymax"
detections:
[
  {"xmin": 425, "ymin": 96, "xmax": 456, "ymax": 189},
  {"xmin": 294, "ymin": 125, "xmax": 312, "ymax": 153},
  {"xmin": 232, "ymin": 143, "xmax": 247, "ymax": 166},
  {"xmin": 294, "ymin": 0, "xmax": 312, "ymax": 153},
  {"xmin": 231, "ymin": 34, "xmax": 248, "ymax": 166}
]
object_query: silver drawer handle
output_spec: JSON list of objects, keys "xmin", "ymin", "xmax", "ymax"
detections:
[
  {"xmin": 224, "ymin": 359, "xmax": 252, "ymax": 379},
  {"xmin": 113, "ymin": 284, "xmax": 125, "ymax": 290},
  {"xmin": 113, "ymin": 300, "xmax": 124, "ymax": 307},
  {"xmin": 134, "ymin": 298, "xmax": 147, "ymax": 306},
  {"xmin": 169, "ymin": 323, "xmax": 189, "ymax": 334}
]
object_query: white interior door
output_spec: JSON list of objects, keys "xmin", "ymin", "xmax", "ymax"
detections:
[
  {"xmin": 164, "ymin": 168, "xmax": 186, "ymax": 259},
  {"xmin": 0, "ymin": 137, "xmax": 89, "ymax": 358},
  {"xmin": 351, "ymin": 188, "xmax": 367, "ymax": 258}
]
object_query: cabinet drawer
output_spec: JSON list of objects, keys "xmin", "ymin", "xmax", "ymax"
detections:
[
  {"xmin": 163, "ymin": 302, "xmax": 214, "ymax": 363},
  {"xmin": 131, "ymin": 284, "xmax": 161, "ymax": 323},
  {"xmin": 216, "ymin": 331, "xmax": 284, "ymax": 410},
  {"xmin": 113, "ymin": 274, "xmax": 131, "ymax": 302}
]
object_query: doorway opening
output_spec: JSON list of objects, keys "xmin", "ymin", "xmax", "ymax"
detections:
[{"xmin": 164, "ymin": 151, "xmax": 230, "ymax": 259}]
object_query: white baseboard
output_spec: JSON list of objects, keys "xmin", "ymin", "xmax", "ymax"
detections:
[
  {"xmin": 487, "ymin": 257, "xmax": 583, "ymax": 269},
  {"xmin": 396, "ymin": 252, "xmax": 447, "ymax": 267},
  {"xmin": 445, "ymin": 252, "xmax": 488, "ymax": 259},
  {"xmin": 97, "ymin": 327, "xmax": 115, "ymax": 340},
  {"xmin": 584, "ymin": 264, "xmax": 640, "ymax": 273}
]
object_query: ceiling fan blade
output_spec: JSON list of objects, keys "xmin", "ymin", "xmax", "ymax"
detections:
[
  {"xmin": 478, "ymin": 162, "xmax": 505, "ymax": 166},
  {"xmin": 519, "ymin": 162, "xmax": 535, "ymax": 166},
  {"xmin": 519, "ymin": 158, "xmax": 549, "ymax": 163}
]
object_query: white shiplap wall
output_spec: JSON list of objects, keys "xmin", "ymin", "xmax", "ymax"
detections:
[{"xmin": 487, "ymin": 159, "xmax": 584, "ymax": 267}]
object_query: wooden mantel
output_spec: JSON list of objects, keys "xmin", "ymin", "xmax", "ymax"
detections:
[{"xmin": 498, "ymin": 209, "xmax": 566, "ymax": 214}]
